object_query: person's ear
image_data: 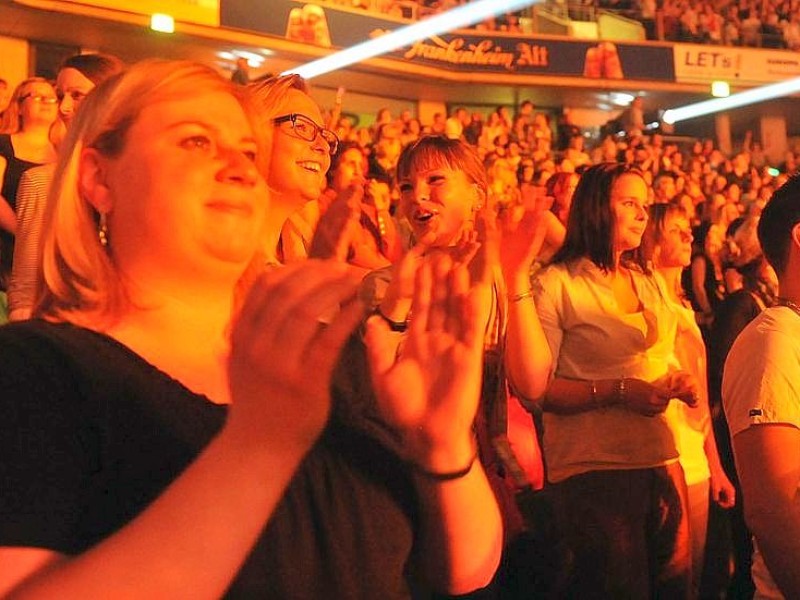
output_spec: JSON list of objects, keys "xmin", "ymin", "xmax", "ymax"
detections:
[{"xmin": 78, "ymin": 148, "xmax": 114, "ymax": 214}]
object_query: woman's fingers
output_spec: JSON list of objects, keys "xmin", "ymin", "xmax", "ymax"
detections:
[{"xmin": 231, "ymin": 261, "xmax": 362, "ymax": 377}]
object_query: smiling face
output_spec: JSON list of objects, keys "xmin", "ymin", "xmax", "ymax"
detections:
[
  {"xmin": 19, "ymin": 80, "xmax": 59, "ymax": 128},
  {"xmin": 95, "ymin": 91, "xmax": 267, "ymax": 284},
  {"xmin": 610, "ymin": 173, "xmax": 649, "ymax": 253},
  {"xmin": 268, "ymin": 88, "xmax": 331, "ymax": 204},
  {"xmin": 399, "ymin": 164, "xmax": 479, "ymax": 248}
]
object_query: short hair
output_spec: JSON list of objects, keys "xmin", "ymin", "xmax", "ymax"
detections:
[
  {"xmin": 0, "ymin": 77, "xmax": 52, "ymax": 133},
  {"xmin": 551, "ymin": 162, "xmax": 645, "ymax": 272},
  {"xmin": 245, "ymin": 73, "xmax": 307, "ymax": 179},
  {"xmin": 396, "ymin": 135, "xmax": 488, "ymax": 197},
  {"xmin": 59, "ymin": 53, "xmax": 124, "ymax": 86},
  {"xmin": 758, "ymin": 173, "xmax": 800, "ymax": 278},
  {"xmin": 34, "ymin": 60, "xmax": 241, "ymax": 326}
]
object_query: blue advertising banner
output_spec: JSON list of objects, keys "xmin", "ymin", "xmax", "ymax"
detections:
[{"xmin": 220, "ymin": 0, "xmax": 675, "ymax": 81}]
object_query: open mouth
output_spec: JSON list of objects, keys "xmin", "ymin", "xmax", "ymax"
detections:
[{"xmin": 412, "ymin": 207, "xmax": 437, "ymax": 223}]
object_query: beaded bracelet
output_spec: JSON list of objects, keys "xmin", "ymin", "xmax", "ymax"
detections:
[
  {"xmin": 616, "ymin": 377, "xmax": 627, "ymax": 405},
  {"xmin": 509, "ymin": 289, "xmax": 534, "ymax": 303}
]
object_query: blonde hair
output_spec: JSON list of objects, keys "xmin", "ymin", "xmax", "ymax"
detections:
[
  {"xmin": 34, "ymin": 60, "xmax": 243, "ymax": 327},
  {"xmin": 0, "ymin": 77, "xmax": 52, "ymax": 133},
  {"xmin": 244, "ymin": 74, "xmax": 308, "ymax": 179}
]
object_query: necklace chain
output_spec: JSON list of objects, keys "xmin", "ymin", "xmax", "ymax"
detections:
[{"xmin": 777, "ymin": 297, "xmax": 800, "ymax": 318}]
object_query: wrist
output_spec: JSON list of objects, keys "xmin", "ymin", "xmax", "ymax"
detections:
[
  {"xmin": 506, "ymin": 272, "xmax": 534, "ymax": 295},
  {"xmin": 378, "ymin": 297, "xmax": 411, "ymax": 324},
  {"xmin": 372, "ymin": 305, "xmax": 408, "ymax": 332},
  {"xmin": 408, "ymin": 432, "xmax": 477, "ymax": 478},
  {"xmin": 592, "ymin": 379, "xmax": 625, "ymax": 408}
]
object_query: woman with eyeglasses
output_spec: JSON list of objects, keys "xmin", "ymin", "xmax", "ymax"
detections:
[
  {"xmin": 8, "ymin": 53, "xmax": 123, "ymax": 322},
  {"xmin": 528, "ymin": 163, "xmax": 700, "ymax": 598},
  {"xmin": 246, "ymin": 75, "xmax": 342, "ymax": 264},
  {"xmin": 0, "ymin": 77, "xmax": 59, "ymax": 289}
]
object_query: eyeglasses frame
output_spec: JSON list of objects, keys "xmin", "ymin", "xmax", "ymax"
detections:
[{"xmin": 273, "ymin": 113, "xmax": 339, "ymax": 155}]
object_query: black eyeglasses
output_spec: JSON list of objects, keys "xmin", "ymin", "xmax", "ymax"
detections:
[{"xmin": 273, "ymin": 113, "xmax": 339, "ymax": 155}]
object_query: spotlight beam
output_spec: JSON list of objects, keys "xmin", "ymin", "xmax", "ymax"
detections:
[
  {"xmin": 282, "ymin": 0, "xmax": 541, "ymax": 79},
  {"xmin": 662, "ymin": 76, "xmax": 800, "ymax": 124}
]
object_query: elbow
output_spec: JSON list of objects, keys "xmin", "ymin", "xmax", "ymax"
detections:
[{"xmin": 507, "ymin": 374, "xmax": 548, "ymax": 411}]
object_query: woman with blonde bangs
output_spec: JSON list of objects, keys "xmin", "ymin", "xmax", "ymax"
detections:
[
  {"xmin": 0, "ymin": 60, "xmax": 502, "ymax": 598},
  {"xmin": 366, "ymin": 136, "xmax": 553, "ymax": 571},
  {"xmin": 246, "ymin": 74, "xmax": 341, "ymax": 263}
]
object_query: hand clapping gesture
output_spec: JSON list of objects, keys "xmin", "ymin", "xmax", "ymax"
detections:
[
  {"xmin": 365, "ymin": 253, "xmax": 488, "ymax": 472},
  {"xmin": 227, "ymin": 261, "xmax": 365, "ymax": 452}
]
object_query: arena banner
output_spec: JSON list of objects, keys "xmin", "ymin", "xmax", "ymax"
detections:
[
  {"xmin": 674, "ymin": 43, "xmax": 800, "ymax": 85},
  {"xmin": 220, "ymin": 0, "xmax": 675, "ymax": 80},
  {"xmin": 58, "ymin": 0, "xmax": 220, "ymax": 26}
]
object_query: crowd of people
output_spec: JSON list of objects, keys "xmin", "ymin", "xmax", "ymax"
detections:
[
  {"xmin": 317, "ymin": 0, "xmax": 800, "ymax": 48},
  {"xmin": 1, "ymin": 50, "xmax": 800, "ymax": 600}
]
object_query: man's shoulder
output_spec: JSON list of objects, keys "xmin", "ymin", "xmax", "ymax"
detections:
[{"xmin": 723, "ymin": 307, "xmax": 800, "ymax": 436}]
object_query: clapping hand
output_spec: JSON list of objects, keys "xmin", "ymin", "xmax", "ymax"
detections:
[
  {"xmin": 365, "ymin": 253, "xmax": 488, "ymax": 472},
  {"xmin": 227, "ymin": 261, "xmax": 365, "ymax": 452},
  {"xmin": 309, "ymin": 181, "xmax": 364, "ymax": 262},
  {"xmin": 497, "ymin": 184, "xmax": 549, "ymax": 279}
]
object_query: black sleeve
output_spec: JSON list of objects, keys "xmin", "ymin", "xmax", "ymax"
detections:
[
  {"xmin": 710, "ymin": 293, "xmax": 759, "ymax": 369},
  {"xmin": 0, "ymin": 325, "xmax": 95, "ymax": 553}
]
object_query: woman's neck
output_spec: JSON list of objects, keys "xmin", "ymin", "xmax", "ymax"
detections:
[
  {"xmin": 657, "ymin": 265, "xmax": 685, "ymax": 303},
  {"xmin": 16, "ymin": 123, "xmax": 52, "ymax": 137},
  {"xmin": 104, "ymin": 291, "xmax": 235, "ymax": 404},
  {"xmin": 268, "ymin": 192, "xmax": 307, "ymax": 263}
]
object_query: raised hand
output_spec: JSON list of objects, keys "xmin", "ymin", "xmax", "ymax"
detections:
[
  {"xmin": 227, "ymin": 261, "xmax": 365, "ymax": 451},
  {"xmin": 308, "ymin": 182, "xmax": 364, "ymax": 261},
  {"xmin": 375, "ymin": 230, "xmax": 435, "ymax": 322},
  {"xmin": 497, "ymin": 184, "xmax": 549, "ymax": 279},
  {"xmin": 365, "ymin": 254, "xmax": 487, "ymax": 471}
]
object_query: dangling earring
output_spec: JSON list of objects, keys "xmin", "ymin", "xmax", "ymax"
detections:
[{"xmin": 98, "ymin": 212, "xmax": 109, "ymax": 247}]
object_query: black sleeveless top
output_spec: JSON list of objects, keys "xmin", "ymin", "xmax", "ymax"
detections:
[{"xmin": 0, "ymin": 134, "xmax": 42, "ymax": 209}]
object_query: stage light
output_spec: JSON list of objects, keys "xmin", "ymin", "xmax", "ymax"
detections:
[
  {"xmin": 711, "ymin": 81, "xmax": 730, "ymax": 98},
  {"xmin": 663, "ymin": 76, "xmax": 800, "ymax": 124},
  {"xmin": 150, "ymin": 13, "xmax": 175, "ymax": 33},
  {"xmin": 282, "ymin": 0, "xmax": 541, "ymax": 79},
  {"xmin": 610, "ymin": 92, "xmax": 634, "ymax": 106}
]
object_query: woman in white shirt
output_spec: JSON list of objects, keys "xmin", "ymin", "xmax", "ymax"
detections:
[{"xmin": 523, "ymin": 162, "xmax": 699, "ymax": 598}]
